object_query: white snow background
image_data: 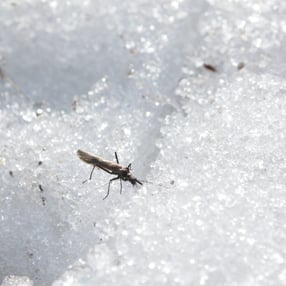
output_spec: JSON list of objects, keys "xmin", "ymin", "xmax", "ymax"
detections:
[{"xmin": 1, "ymin": 0, "xmax": 286, "ymax": 285}]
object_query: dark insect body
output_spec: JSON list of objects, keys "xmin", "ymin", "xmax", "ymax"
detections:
[
  {"xmin": 77, "ymin": 149, "xmax": 142, "ymax": 200},
  {"xmin": 203, "ymin": 63, "xmax": 217, "ymax": 72},
  {"xmin": 237, "ymin": 62, "xmax": 245, "ymax": 70}
]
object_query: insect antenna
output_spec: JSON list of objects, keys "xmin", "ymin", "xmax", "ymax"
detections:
[{"xmin": 138, "ymin": 179, "xmax": 170, "ymax": 189}]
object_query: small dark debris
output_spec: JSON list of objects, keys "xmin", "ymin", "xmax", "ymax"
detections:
[
  {"xmin": 0, "ymin": 67, "xmax": 5, "ymax": 80},
  {"xmin": 237, "ymin": 62, "xmax": 245, "ymax": 70},
  {"xmin": 9, "ymin": 170, "xmax": 14, "ymax": 177},
  {"xmin": 170, "ymin": 180, "xmax": 175, "ymax": 185},
  {"xmin": 72, "ymin": 97, "xmax": 77, "ymax": 112},
  {"xmin": 35, "ymin": 109, "xmax": 43, "ymax": 117},
  {"xmin": 38, "ymin": 161, "xmax": 43, "ymax": 166},
  {"xmin": 41, "ymin": 197, "xmax": 46, "ymax": 206},
  {"xmin": 203, "ymin": 63, "xmax": 217, "ymax": 72},
  {"xmin": 28, "ymin": 252, "xmax": 34, "ymax": 258},
  {"xmin": 128, "ymin": 68, "xmax": 135, "ymax": 77},
  {"xmin": 38, "ymin": 184, "xmax": 44, "ymax": 192}
]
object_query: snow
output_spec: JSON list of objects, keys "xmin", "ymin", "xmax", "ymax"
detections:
[{"xmin": 1, "ymin": 0, "xmax": 286, "ymax": 285}]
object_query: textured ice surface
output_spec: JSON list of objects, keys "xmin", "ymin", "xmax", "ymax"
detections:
[
  {"xmin": 0, "ymin": 275, "xmax": 33, "ymax": 286},
  {"xmin": 51, "ymin": 73, "xmax": 286, "ymax": 286},
  {"xmin": 1, "ymin": 0, "xmax": 286, "ymax": 285}
]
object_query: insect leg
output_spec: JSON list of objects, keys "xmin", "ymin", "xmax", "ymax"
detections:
[
  {"xmin": 120, "ymin": 179, "xmax": 123, "ymax": 194},
  {"xmin": 136, "ymin": 178, "xmax": 143, "ymax": 185},
  {"xmin": 103, "ymin": 176, "xmax": 120, "ymax": 200},
  {"xmin": 82, "ymin": 165, "xmax": 96, "ymax": 184},
  {"xmin": 114, "ymin": 152, "xmax": 120, "ymax": 164}
]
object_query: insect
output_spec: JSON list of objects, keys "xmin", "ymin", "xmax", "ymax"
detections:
[{"xmin": 77, "ymin": 149, "xmax": 143, "ymax": 200}]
